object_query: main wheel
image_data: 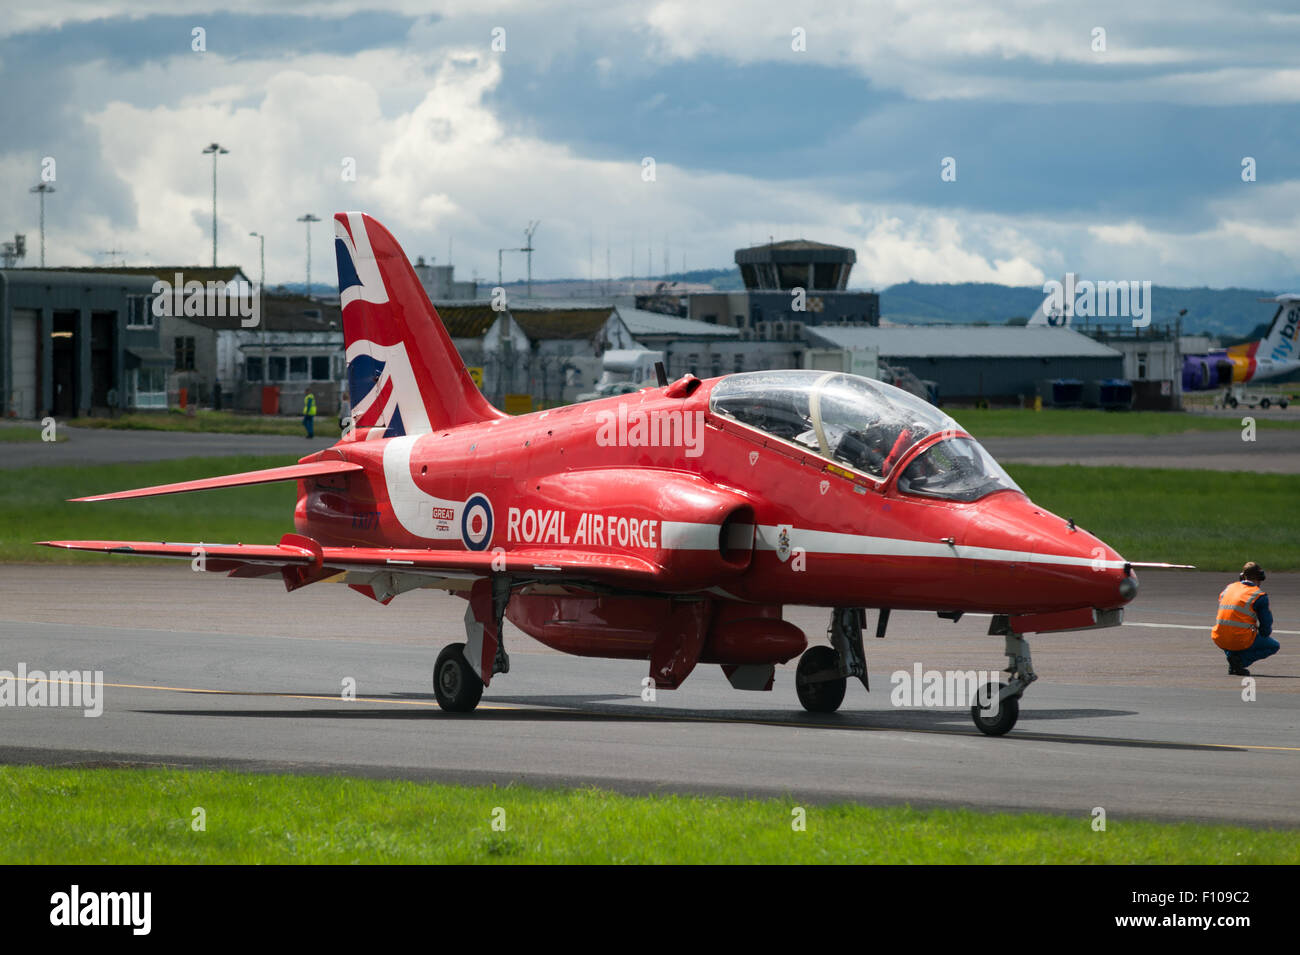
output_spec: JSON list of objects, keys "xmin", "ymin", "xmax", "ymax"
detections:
[
  {"xmin": 971, "ymin": 680, "xmax": 1019, "ymax": 736},
  {"xmin": 1226, "ymin": 396, "xmax": 1238, "ymax": 408},
  {"xmin": 796, "ymin": 645, "xmax": 847, "ymax": 713},
  {"xmin": 1281, "ymin": 399, "xmax": 1290, "ymax": 409},
  {"xmin": 433, "ymin": 643, "xmax": 484, "ymax": 713},
  {"xmin": 1260, "ymin": 398, "xmax": 1271, "ymax": 409}
]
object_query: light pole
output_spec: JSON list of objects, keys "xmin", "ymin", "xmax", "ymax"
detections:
[
  {"xmin": 297, "ymin": 213, "xmax": 320, "ymax": 298},
  {"xmin": 249, "ymin": 231, "xmax": 268, "ymax": 395},
  {"xmin": 523, "ymin": 220, "xmax": 539, "ymax": 297},
  {"xmin": 30, "ymin": 183, "xmax": 55, "ymax": 267},
  {"xmin": 201, "ymin": 142, "xmax": 229, "ymax": 267},
  {"xmin": 248, "ymin": 231, "xmax": 265, "ymax": 294}
]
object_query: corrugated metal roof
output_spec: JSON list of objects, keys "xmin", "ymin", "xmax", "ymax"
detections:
[
  {"xmin": 616, "ymin": 306, "xmax": 741, "ymax": 338},
  {"xmin": 512, "ymin": 307, "xmax": 614, "ymax": 341},
  {"xmin": 0, "ymin": 269, "xmax": 158, "ymax": 290},
  {"xmin": 805, "ymin": 325, "xmax": 1122, "ymax": 358},
  {"xmin": 29, "ymin": 266, "xmax": 251, "ymax": 284},
  {"xmin": 436, "ymin": 304, "xmax": 500, "ymax": 338},
  {"xmin": 507, "ymin": 298, "xmax": 615, "ymax": 311},
  {"xmin": 178, "ymin": 294, "xmax": 341, "ymax": 332}
]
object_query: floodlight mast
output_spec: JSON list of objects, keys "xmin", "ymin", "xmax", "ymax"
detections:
[
  {"xmin": 297, "ymin": 214, "xmax": 321, "ymax": 297},
  {"xmin": 201, "ymin": 142, "xmax": 229, "ymax": 267}
]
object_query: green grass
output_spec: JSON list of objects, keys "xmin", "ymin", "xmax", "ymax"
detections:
[
  {"xmin": 0, "ymin": 427, "xmax": 66, "ymax": 442},
  {"xmin": 1, "ymin": 455, "xmax": 297, "ymax": 563},
  {"xmin": 1007, "ymin": 465, "xmax": 1296, "ymax": 572},
  {"xmin": 0, "ymin": 764, "xmax": 1291, "ymax": 863},
  {"xmin": 950, "ymin": 407, "xmax": 1300, "ymax": 438},
  {"xmin": 67, "ymin": 409, "xmax": 341, "ymax": 437}
]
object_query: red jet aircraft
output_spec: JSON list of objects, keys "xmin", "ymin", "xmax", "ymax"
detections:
[{"xmin": 43, "ymin": 212, "xmax": 1165, "ymax": 735}]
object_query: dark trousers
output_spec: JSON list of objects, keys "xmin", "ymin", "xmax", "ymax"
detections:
[
  {"xmin": 1225, "ymin": 634, "xmax": 1280, "ymax": 667},
  {"xmin": 303, "ymin": 414, "xmax": 314, "ymax": 438}
]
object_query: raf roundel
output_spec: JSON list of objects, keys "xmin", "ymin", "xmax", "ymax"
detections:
[{"xmin": 461, "ymin": 493, "xmax": 494, "ymax": 551}]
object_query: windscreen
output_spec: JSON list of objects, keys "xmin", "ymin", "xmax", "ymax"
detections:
[
  {"xmin": 710, "ymin": 370, "xmax": 962, "ymax": 479},
  {"xmin": 895, "ymin": 437, "xmax": 1022, "ymax": 502}
]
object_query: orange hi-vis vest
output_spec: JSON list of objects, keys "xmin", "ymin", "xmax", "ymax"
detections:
[{"xmin": 1212, "ymin": 581, "xmax": 1264, "ymax": 651}]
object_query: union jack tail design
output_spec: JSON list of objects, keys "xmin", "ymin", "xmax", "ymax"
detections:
[{"xmin": 334, "ymin": 212, "xmax": 503, "ymax": 435}]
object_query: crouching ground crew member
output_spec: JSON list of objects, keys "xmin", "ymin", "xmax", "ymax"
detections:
[
  {"xmin": 1212, "ymin": 561, "xmax": 1278, "ymax": 676},
  {"xmin": 302, "ymin": 388, "xmax": 317, "ymax": 439}
]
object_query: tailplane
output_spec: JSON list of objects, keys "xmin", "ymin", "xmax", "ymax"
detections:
[{"xmin": 334, "ymin": 212, "xmax": 504, "ymax": 436}]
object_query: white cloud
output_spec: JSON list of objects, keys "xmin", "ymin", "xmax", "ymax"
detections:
[
  {"xmin": 9, "ymin": 7, "xmax": 1300, "ymax": 290},
  {"xmin": 59, "ymin": 44, "xmax": 1075, "ymax": 289},
  {"xmin": 857, "ymin": 213, "xmax": 1046, "ymax": 287}
]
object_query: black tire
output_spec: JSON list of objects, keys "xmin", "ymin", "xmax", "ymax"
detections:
[
  {"xmin": 1260, "ymin": 398, "xmax": 1271, "ymax": 409},
  {"xmin": 1280, "ymin": 400, "xmax": 1290, "ymax": 409},
  {"xmin": 1226, "ymin": 396, "xmax": 1238, "ymax": 409},
  {"xmin": 433, "ymin": 643, "xmax": 483, "ymax": 713},
  {"xmin": 971, "ymin": 680, "xmax": 1019, "ymax": 736},
  {"xmin": 795, "ymin": 646, "xmax": 847, "ymax": 713}
]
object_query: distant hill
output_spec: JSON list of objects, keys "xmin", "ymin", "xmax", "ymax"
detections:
[{"xmin": 878, "ymin": 281, "xmax": 1279, "ymax": 338}]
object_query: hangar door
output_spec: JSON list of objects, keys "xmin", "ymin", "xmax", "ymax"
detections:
[{"xmin": 10, "ymin": 309, "xmax": 39, "ymax": 418}]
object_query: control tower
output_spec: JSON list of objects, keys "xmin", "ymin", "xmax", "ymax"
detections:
[{"xmin": 734, "ymin": 239, "xmax": 856, "ymax": 291}]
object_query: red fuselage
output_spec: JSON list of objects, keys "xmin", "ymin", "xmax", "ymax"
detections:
[{"xmin": 295, "ymin": 376, "xmax": 1135, "ymax": 626}]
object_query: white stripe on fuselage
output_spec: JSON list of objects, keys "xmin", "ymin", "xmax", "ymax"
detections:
[
  {"xmin": 382, "ymin": 435, "xmax": 465, "ymax": 540},
  {"xmin": 664, "ymin": 520, "xmax": 1125, "ymax": 570},
  {"xmin": 378, "ymin": 495, "xmax": 1120, "ymax": 571}
]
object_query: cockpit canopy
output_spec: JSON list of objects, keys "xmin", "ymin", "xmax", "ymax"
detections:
[{"xmin": 710, "ymin": 370, "xmax": 1021, "ymax": 501}]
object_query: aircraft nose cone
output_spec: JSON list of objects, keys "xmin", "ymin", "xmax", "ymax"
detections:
[{"xmin": 969, "ymin": 494, "xmax": 1134, "ymax": 611}]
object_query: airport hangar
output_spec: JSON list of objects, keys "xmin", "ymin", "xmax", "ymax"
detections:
[
  {"xmin": 0, "ymin": 268, "xmax": 169, "ymax": 419},
  {"xmin": 804, "ymin": 325, "xmax": 1125, "ymax": 405}
]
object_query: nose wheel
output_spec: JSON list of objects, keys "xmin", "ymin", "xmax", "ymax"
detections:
[
  {"xmin": 972, "ymin": 618, "xmax": 1036, "ymax": 736},
  {"xmin": 971, "ymin": 680, "xmax": 1020, "ymax": 736}
]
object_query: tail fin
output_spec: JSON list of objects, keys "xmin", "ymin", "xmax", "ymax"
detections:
[
  {"xmin": 1028, "ymin": 274, "xmax": 1074, "ymax": 326},
  {"xmin": 1255, "ymin": 294, "xmax": 1300, "ymax": 364},
  {"xmin": 334, "ymin": 212, "xmax": 503, "ymax": 435}
]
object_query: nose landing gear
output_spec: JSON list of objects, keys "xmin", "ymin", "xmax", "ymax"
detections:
[{"xmin": 972, "ymin": 616, "xmax": 1037, "ymax": 736}]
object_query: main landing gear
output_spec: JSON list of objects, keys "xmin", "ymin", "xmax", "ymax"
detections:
[
  {"xmin": 433, "ymin": 643, "xmax": 483, "ymax": 712},
  {"xmin": 433, "ymin": 575, "xmax": 512, "ymax": 714},
  {"xmin": 795, "ymin": 607, "xmax": 873, "ymax": 713},
  {"xmin": 793, "ymin": 608, "xmax": 1036, "ymax": 736}
]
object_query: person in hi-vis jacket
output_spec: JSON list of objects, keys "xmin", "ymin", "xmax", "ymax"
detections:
[
  {"xmin": 1212, "ymin": 562, "xmax": 1277, "ymax": 676},
  {"xmin": 302, "ymin": 389, "xmax": 317, "ymax": 439}
]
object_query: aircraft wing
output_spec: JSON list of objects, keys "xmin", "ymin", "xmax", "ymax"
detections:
[
  {"xmin": 36, "ymin": 535, "xmax": 662, "ymax": 591},
  {"xmin": 69, "ymin": 460, "xmax": 364, "ymax": 502}
]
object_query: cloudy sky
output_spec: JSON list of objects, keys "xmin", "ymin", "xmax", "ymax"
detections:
[{"xmin": 3, "ymin": 1, "xmax": 1300, "ymax": 291}]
